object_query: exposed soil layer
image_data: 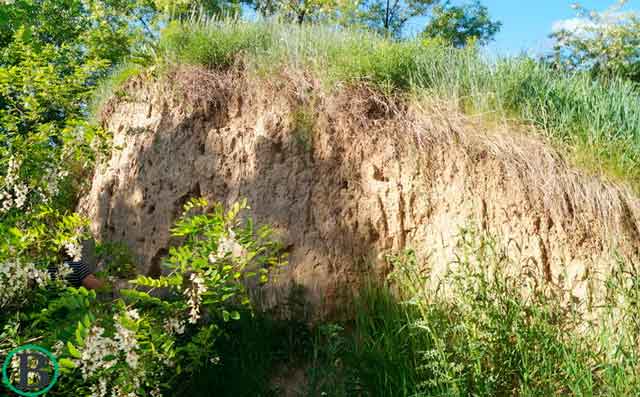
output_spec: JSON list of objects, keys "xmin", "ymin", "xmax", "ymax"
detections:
[{"xmin": 81, "ymin": 66, "xmax": 640, "ymax": 317}]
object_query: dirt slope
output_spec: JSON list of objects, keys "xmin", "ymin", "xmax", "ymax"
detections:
[{"xmin": 80, "ymin": 66, "xmax": 640, "ymax": 317}]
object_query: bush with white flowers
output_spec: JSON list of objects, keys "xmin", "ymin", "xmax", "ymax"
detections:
[
  {"xmin": 9, "ymin": 198, "xmax": 286, "ymax": 396},
  {"xmin": 0, "ymin": 260, "xmax": 50, "ymax": 308}
]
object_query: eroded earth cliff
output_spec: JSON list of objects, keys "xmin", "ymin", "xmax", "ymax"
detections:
[{"xmin": 80, "ymin": 67, "xmax": 640, "ymax": 316}]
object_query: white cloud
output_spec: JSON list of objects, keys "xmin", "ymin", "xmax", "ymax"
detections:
[
  {"xmin": 551, "ymin": 18, "xmax": 596, "ymax": 34},
  {"xmin": 552, "ymin": 10, "xmax": 636, "ymax": 35}
]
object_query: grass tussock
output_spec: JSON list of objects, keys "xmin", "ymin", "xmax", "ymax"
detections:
[
  {"xmin": 141, "ymin": 16, "xmax": 640, "ymax": 190},
  {"xmin": 90, "ymin": 62, "xmax": 146, "ymax": 121}
]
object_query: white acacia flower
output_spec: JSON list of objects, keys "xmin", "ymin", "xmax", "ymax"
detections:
[
  {"xmin": 0, "ymin": 157, "xmax": 31, "ymax": 212},
  {"xmin": 126, "ymin": 308, "xmax": 140, "ymax": 321},
  {"xmin": 64, "ymin": 240, "xmax": 83, "ymax": 261},
  {"xmin": 52, "ymin": 340, "xmax": 65, "ymax": 357},
  {"xmin": 57, "ymin": 262, "xmax": 74, "ymax": 280},
  {"xmin": 48, "ymin": 168, "xmax": 68, "ymax": 196},
  {"xmin": 27, "ymin": 267, "xmax": 50, "ymax": 287},
  {"xmin": 1, "ymin": 260, "xmax": 51, "ymax": 308},
  {"xmin": 89, "ymin": 378, "xmax": 108, "ymax": 397},
  {"xmin": 114, "ymin": 320, "xmax": 139, "ymax": 369},
  {"xmin": 79, "ymin": 315, "xmax": 145, "ymax": 396},
  {"xmin": 5, "ymin": 157, "xmax": 20, "ymax": 185},
  {"xmin": 125, "ymin": 351, "xmax": 139, "ymax": 369},
  {"xmin": 163, "ymin": 318, "xmax": 185, "ymax": 335},
  {"xmin": 13, "ymin": 183, "xmax": 28, "ymax": 208},
  {"xmin": 209, "ymin": 229, "xmax": 246, "ymax": 263},
  {"xmin": 184, "ymin": 273, "xmax": 207, "ymax": 324},
  {"xmin": 80, "ymin": 326, "xmax": 119, "ymax": 380},
  {"xmin": 0, "ymin": 191, "xmax": 14, "ymax": 213}
]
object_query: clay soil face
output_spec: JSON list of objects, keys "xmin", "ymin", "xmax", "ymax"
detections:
[{"xmin": 82, "ymin": 66, "xmax": 640, "ymax": 317}]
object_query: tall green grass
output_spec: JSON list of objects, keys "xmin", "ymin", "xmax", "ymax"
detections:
[
  {"xmin": 311, "ymin": 230, "xmax": 640, "ymax": 396},
  {"xmin": 191, "ymin": 228, "xmax": 640, "ymax": 396},
  {"xmin": 150, "ymin": 16, "xmax": 640, "ymax": 189}
]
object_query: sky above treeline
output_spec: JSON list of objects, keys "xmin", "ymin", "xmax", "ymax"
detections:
[{"xmin": 405, "ymin": 0, "xmax": 639, "ymax": 56}]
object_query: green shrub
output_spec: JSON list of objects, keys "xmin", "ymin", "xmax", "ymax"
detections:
[
  {"xmin": 1, "ymin": 199, "xmax": 285, "ymax": 396},
  {"xmin": 95, "ymin": 241, "xmax": 138, "ymax": 279}
]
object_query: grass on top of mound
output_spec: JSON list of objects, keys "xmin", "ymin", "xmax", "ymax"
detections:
[{"xmin": 101, "ymin": 16, "xmax": 640, "ymax": 191}]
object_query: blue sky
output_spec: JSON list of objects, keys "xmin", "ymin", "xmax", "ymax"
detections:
[{"xmin": 407, "ymin": 0, "xmax": 639, "ymax": 56}]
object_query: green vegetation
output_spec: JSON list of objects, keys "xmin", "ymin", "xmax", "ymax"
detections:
[
  {"xmin": 1, "ymin": 198, "xmax": 285, "ymax": 396},
  {"xmin": 3, "ymin": 1, "xmax": 640, "ymax": 396},
  {"xmin": 191, "ymin": 230, "xmax": 640, "ymax": 396},
  {"xmin": 247, "ymin": 0, "xmax": 500, "ymax": 41},
  {"xmin": 156, "ymin": 17, "xmax": 640, "ymax": 189},
  {"xmin": 549, "ymin": 1, "xmax": 640, "ymax": 83},
  {"xmin": 423, "ymin": 0, "xmax": 502, "ymax": 47},
  {"xmin": 292, "ymin": 106, "xmax": 316, "ymax": 152},
  {"xmin": 342, "ymin": 234, "xmax": 640, "ymax": 396}
]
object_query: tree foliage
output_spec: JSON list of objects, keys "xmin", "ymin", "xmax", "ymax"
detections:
[
  {"xmin": 248, "ymin": 0, "xmax": 500, "ymax": 41},
  {"xmin": 0, "ymin": 0, "xmax": 126, "ymax": 269},
  {"xmin": 248, "ymin": 0, "xmax": 354, "ymax": 24},
  {"xmin": 422, "ymin": 0, "xmax": 501, "ymax": 47},
  {"xmin": 549, "ymin": 1, "xmax": 640, "ymax": 82},
  {"xmin": 0, "ymin": 0, "xmax": 243, "ymax": 260},
  {"xmin": 1, "ymin": 199, "xmax": 284, "ymax": 396},
  {"xmin": 356, "ymin": 0, "xmax": 438, "ymax": 37}
]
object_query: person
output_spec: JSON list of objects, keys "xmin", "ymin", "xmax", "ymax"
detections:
[{"xmin": 48, "ymin": 248, "xmax": 104, "ymax": 290}]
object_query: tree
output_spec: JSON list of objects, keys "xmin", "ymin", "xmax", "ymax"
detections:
[
  {"xmin": 0, "ymin": 0, "xmax": 153, "ymax": 271},
  {"xmin": 249, "ymin": 0, "xmax": 353, "ymax": 24},
  {"xmin": 155, "ymin": 0, "xmax": 244, "ymax": 19},
  {"xmin": 249, "ymin": 0, "xmax": 500, "ymax": 41},
  {"xmin": 422, "ymin": 0, "xmax": 501, "ymax": 47},
  {"xmin": 357, "ymin": 0, "xmax": 440, "ymax": 37},
  {"xmin": 549, "ymin": 1, "xmax": 640, "ymax": 82},
  {"xmin": 0, "ymin": 0, "xmax": 242, "ymax": 233}
]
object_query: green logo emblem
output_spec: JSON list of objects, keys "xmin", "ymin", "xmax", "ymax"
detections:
[{"xmin": 2, "ymin": 344, "xmax": 59, "ymax": 396}]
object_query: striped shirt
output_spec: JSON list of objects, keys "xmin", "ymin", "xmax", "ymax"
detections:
[{"xmin": 48, "ymin": 261, "xmax": 92, "ymax": 288}]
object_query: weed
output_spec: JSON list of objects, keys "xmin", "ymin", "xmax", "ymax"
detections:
[
  {"xmin": 332, "ymin": 231, "xmax": 640, "ymax": 396},
  {"xmin": 168, "ymin": 228, "xmax": 640, "ymax": 396}
]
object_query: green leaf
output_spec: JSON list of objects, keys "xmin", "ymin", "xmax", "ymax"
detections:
[
  {"xmin": 75, "ymin": 322, "xmax": 86, "ymax": 345},
  {"xmin": 59, "ymin": 358, "xmax": 77, "ymax": 369},
  {"xmin": 67, "ymin": 341, "xmax": 81, "ymax": 359},
  {"xmin": 221, "ymin": 292, "xmax": 235, "ymax": 301}
]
